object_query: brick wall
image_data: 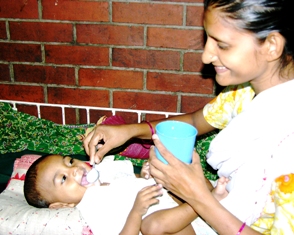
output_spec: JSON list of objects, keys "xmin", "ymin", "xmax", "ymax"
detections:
[{"xmin": 0, "ymin": 0, "xmax": 216, "ymax": 123}]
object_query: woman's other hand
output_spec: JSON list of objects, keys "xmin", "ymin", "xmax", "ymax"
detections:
[{"xmin": 149, "ymin": 134, "xmax": 210, "ymax": 202}]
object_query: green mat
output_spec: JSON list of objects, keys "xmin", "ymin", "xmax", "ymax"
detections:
[{"xmin": 0, "ymin": 102, "xmax": 218, "ymax": 193}]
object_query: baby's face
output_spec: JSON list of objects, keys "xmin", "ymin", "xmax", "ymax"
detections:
[{"xmin": 36, "ymin": 155, "xmax": 92, "ymax": 206}]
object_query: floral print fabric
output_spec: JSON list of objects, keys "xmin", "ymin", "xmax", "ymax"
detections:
[
  {"xmin": 0, "ymin": 102, "xmax": 218, "ymax": 177},
  {"xmin": 203, "ymin": 82, "xmax": 255, "ymax": 129},
  {"xmin": 252, "ymin": 174, "xmax": 294, "ymax": 234},
  {"xmin": 0, "ymin": 102, "xmax": 89, "ymax": 155}
]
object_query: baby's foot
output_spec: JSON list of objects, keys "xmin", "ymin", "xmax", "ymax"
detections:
[
  {"xmin": 140, "ymin": 161, "xmax": 151, "ymax": 179},
  {"xmin": 212, "ymin": 177, "xmax": 229, "ymax": 201}
]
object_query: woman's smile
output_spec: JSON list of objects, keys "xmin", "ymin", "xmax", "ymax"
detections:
[{"xmin": 214, "ymin": 65, "xmax": 228, "ymax": 74}]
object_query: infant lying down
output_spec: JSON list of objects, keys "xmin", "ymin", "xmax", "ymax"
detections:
[
  {"xmin": 24, "ymin": 154, "xmax": 217, "ymax": 235},
  {"xmin": 77, "ymin": 156, "xmax": 177, "ymax": 235}
]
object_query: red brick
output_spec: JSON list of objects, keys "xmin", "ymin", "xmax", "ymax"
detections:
[
  {"xmin": 0, "ymin": 43, "xmax": 41, "ymax": 62},
  {"xmin": 47, "ymin": 87, "xmax": 109, "ymax": 107},
  {"xmin": 77, "ymin": 24, "xmax": 144, "ymax": 46},
  {"xmin": 40, "ymin": 106, "xmax": 67, "ymax": 124},
  {"xmin": 45, "ymin": 45, "xmax": 109, "ymax": 66},
  {"xmin": 148, "ymin": 27, "xmax": 203, "ymax": 50},
  {"xmin": 42, "ymin": 0, "xmax": 109, "ymax": 22},
  {"xmin": 181, "ymin": 95, "xmax": 214, "ymax": 113},
  {"xmin": 0, "ymin": 84, "xmax": 44, "ymax": 102},
  {"xmin": 144, "ymin": 113, "xmax": 178, "ymax": 122},
  {"xmin": 0, "ymin": 0, "xmax": 38, "ymax": 19},
  {"xmin": 113, "ymin": 2, "xmax": 183, "ymax": 25},
  {"xmin": 41, "ymin": 106, "xmax": 82, "ymax": 125},
  {"xmin": 16, "ymin": 105, "xmax": 39, "ymax": 119},
  {"xmin": 34, "ymin": 106, "xmax": 103, "ymax": 125},
  {"xmin": 12, "ymin": 105, "xmax": 54, "ymax": 123},
  {"xmin": 111, "ymin": 111, "xmax": 141, "ymax": 124},
  {"xmin": 10, "ymin": 22, "xmax": 73, "ymax": 42},
  {"xmin": 147, "ymin": 72, "xmax": 214, "ymax": 94},
  {"xmin": 187, "ymin": 6, "xmax": 204, "ymax": 26},
  {"xmin": 0, "ymin": 64, "xmax": 10, "ymax": 81},
  {"xmin": 113, "ymin": 48, "xmax": 180, "ymax": 70},
  {"xmin": 79, "ymin": 109, "xmax": 114, "ymax": 125},
  {"xmin": 79, "ymin": 69, "xmax": 143, "ymax": 89},
  {"xmin": 183, "ymin": 52, "xmax": 204, "ymax": 72},
  {"xmin": 113, "ymin": 91, "xmax": 178, "ymax": 112},
  {"xmin": 0, "ymin": 21, "xmax": 6, "ymax": 39},
  {"xmin": 14, "ymin": 64, "xmax": 75, "ymax": 85}
]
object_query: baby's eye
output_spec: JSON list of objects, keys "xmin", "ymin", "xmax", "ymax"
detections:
[
  {"xmin": 69, "ymin": 158, "xmax": 74, "ymax": 165},
  {"xmin": 61, "ymin": 175, "xmax": 67, "ymax": 184}
]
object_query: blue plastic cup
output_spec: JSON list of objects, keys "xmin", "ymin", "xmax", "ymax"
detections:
[{"xmin": 155, "ymin": 120, "xmax": 197, "ymax": 164}]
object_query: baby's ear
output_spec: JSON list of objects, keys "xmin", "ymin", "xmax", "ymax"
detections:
[{"xmin": 49, "ymin": 202, "xmax": 75, "ymax": 209}]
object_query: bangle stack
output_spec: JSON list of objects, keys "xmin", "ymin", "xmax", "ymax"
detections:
[{"xmin": 236, "ymin": 222, "xmax": 246, "ymax": 235}]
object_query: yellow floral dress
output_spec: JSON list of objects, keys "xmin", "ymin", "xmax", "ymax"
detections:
[
  {"xmin": 252, "ymin": 173, "xmax": 294, "ymax": 234},
  {"xmin": 203, "ymin": 82, "xmax": 255, "ymax": 129}
]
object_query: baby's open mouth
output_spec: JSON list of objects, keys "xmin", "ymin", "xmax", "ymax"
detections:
[
  {"xmin": 80, "ymin": 168, "xmax": 100, "ymax": 186},
  {"xmin": 80, "ymin": 172, "xmax": 90, "ymax": 186}
]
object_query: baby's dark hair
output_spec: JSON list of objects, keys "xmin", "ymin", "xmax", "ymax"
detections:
[
  {"xmin": 24, "ymin": 154, "xmax": 52, "ymax": 208},
  {"xmin": 204, "ymin": 0, "xmax": 294, "ymax": 71}
]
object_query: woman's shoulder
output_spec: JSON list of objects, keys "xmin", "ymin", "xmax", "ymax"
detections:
[{"xmin": 203, "ymin": 82, "xmax": 255, "ymax": 129}]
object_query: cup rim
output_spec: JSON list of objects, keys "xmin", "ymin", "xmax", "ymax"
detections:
[{"xmin": 155, "ymin": 120, "xmax": 197, "ymax": 138}]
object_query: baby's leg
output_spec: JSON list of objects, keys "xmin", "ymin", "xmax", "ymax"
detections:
[{"xmin": 212, "ymin": 176, "xmax": 229, "ymax": 201}]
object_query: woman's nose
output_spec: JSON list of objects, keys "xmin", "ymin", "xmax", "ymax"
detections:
[{"xmin": 202, "ymin": 38, "xmax": 217, "ymax": 64}]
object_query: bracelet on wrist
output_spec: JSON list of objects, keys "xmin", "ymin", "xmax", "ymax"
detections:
[
  {"xmin": 141, "ymin": 120, "xmax": 155, "ymax": 137},
  {"xmin": 140, "ymin": 120, "xmax": 155, "ymax": 149},
  {"xmin": 236, "ymin": 222, "xmax": 246, "ymax": 235}
]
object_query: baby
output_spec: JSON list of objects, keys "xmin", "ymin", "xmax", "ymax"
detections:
[
  {"xmin": 24, "ymin": 154, "xmax": 199, "ymax": 235},
  {"xmin": 24, "ymin": 154, "xmax": 227, "ymax": 235}
]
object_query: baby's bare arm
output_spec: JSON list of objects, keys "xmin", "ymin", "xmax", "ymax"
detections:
[
  {"xmin": 141, "ymin": 202, "xmax": 197, "ymax": 235},
  {"xmin": 119, "ymin": 184, "xmax": 163, "ymax": 235}
]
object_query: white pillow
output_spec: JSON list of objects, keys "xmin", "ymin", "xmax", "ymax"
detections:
[{"xmin": 0, "ymin": 155, "xmax": 92, "ymax": 235}]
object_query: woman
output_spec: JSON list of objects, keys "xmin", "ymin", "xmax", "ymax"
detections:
[
  {"xmin": 149, "ymin": 0, "xmax": 294, "ymax": 234},
  {"xmin": 84, "ymin": 0, "xmax": 294, "ymax": 233}
]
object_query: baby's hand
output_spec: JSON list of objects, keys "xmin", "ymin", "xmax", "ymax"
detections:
[
  {"xmin": 130, "ymin": 184, "xmax": 163, "ymax": 217},
  {"xmin": 140, "ymin": 161, "xmax": 151, "ymax": 179},
  {"xmin": 212, "ymin": 176, "xmax": 229, "ymax": 201}
]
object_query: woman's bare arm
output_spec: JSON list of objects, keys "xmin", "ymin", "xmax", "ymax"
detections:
[{"xmin": 84, "ymin": 108, "xmax": 215, "ymax": 163}]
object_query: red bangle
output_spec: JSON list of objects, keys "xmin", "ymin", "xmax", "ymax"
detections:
[
  {"xmin": 236, "ymin": 222, "xmax": 246, "ymax": 235},
  {"xmin": 142, "ymin": 120, "xmax": 154, "ymax": 136}
]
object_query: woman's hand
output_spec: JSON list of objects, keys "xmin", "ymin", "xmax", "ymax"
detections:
[
  {"xmin": 149, "ymin": 134, "xmax": 210, "ymax": 203},
  {"xmin": 83, "ymin": 124, "xmax": 131, "ymax": 164}
]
